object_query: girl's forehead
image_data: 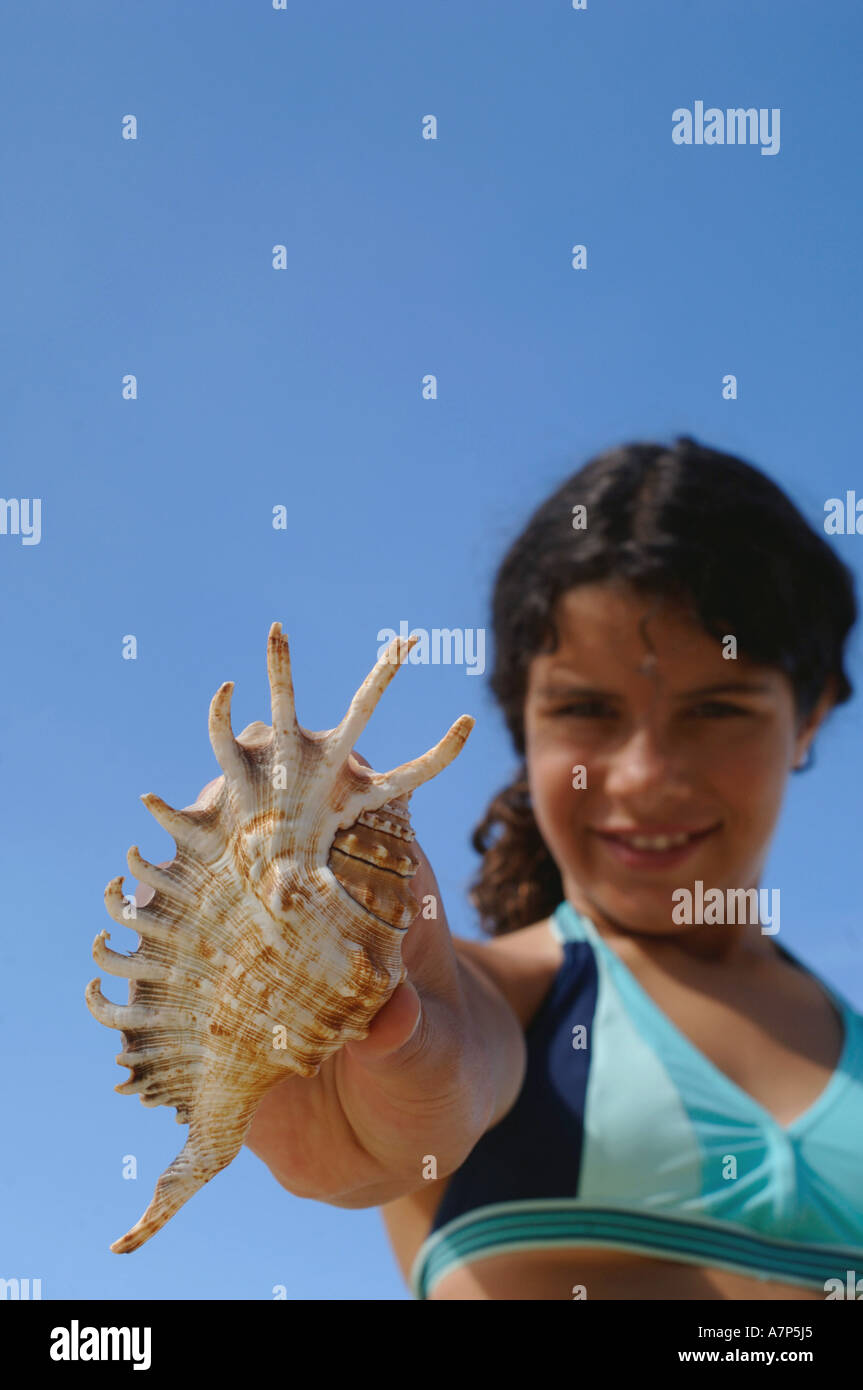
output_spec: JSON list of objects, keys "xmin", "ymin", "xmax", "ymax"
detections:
[
  {"xmin": 543, "ymin": 584, "xmax": 704, "ymax": 656},
  {"xmin": 527, "ymin": 584, "xmax": 779, "ymax": 692}
]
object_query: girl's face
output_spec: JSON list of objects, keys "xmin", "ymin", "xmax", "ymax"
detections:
[{"xmin": 523, "ymin": 582, "xmax": 833, "ymax": 942}]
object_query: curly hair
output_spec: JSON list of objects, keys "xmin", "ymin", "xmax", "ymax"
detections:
[{"xmin": 468, "ymin": 436, "xmax": 858, "ymax": 936}]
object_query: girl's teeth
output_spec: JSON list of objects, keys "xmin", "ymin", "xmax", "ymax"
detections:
[{"xmin": 618, "ymin": 832, "xmax": 694, "ymax": 850}]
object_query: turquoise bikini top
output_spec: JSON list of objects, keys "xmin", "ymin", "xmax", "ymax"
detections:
[{"xmin": 410, "ymin": 900, "xmax": 863, "ymax": 1299}]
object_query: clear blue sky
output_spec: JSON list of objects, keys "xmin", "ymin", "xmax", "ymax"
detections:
[{"xmin": 1, "ymin": 0, "xmax": 861, "ymax": 1301}]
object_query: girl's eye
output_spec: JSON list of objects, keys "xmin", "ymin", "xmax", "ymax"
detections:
[
  {"xmin": 550, "ymin": 700, "xmax": 748, "ymax": 718},
  {"xmin": 689, "ymin": 702, "xmax": 747, "ymax": 718},
  {"xmin": 552, "ymin": 701, "xmax": 612, "ymax": 717}
]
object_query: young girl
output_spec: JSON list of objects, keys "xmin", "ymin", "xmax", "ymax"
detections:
[{"xmin": 247, "ymin": 435, "xmax": 863, "ymax": 1300}]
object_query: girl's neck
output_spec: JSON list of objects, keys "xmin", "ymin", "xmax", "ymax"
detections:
[{"xmin": 562, "ymin": 881, "xmax": 781, "ymax": 967}]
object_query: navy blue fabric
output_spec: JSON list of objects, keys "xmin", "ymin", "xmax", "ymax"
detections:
[{"xmin": 430, "ymin": 939, "xmax": 599, "ymax": 1231}]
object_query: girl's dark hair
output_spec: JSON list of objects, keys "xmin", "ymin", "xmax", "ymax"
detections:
[{"xmin": 469, "ymin": 436, "xmax": 858, "ymax": 936}]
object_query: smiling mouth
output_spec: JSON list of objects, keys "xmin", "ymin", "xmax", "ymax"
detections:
[{"xmin": 593, "ymin": 825, "xmax": 719, "ymax": 851}]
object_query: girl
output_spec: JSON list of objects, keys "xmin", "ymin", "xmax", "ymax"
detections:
[{"xmin": 247, "ymin": 435, "xmax": 863, "ymax": 1300}]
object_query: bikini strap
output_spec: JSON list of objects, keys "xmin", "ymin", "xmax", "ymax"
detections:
[{"xmin": 551, "ymin": 900, "xmax": 597, "ymax": 945}]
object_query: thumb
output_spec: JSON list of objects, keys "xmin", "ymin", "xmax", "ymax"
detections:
[{"xmin": 343, "ymin": 980, "xmax": 424, "ymax": 1066}]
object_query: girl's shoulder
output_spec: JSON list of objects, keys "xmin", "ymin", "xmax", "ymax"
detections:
[{"xmin": 452, "ymin": 916, "xmax": 566, "ymax": 1030}]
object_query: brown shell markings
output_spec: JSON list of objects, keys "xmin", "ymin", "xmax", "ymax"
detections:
[{"xmin": 85, "ymin": 623, "xmax": 474, "ymax": 1253}]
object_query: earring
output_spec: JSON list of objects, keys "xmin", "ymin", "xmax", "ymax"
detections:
[{"xmin": 793, "ymin": 745, "xmax": 814, "ymax": 773}]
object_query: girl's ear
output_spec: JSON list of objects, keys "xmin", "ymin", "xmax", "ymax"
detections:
[
  {"xmin": 807, "ymin": 676, "xmax": 839, "ymax": 731},
  {"xmin": 793, "ymin": 676, "xmax": 838, "ymax": 765}
]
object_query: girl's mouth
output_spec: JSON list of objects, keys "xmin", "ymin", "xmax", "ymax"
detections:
[{"xmin": 591, "ymin": 824, "xmax": 719, "ymax": 870}]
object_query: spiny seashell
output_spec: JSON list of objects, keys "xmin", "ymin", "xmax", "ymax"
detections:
[{"xmin": 86, "ymin": 623, "xmax": 473, "ymax": 1253}]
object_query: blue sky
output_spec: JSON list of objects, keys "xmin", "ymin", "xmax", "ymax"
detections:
[{"xmin": 1, "ymin": 0, "xmax": 861, "ymax": 1301}]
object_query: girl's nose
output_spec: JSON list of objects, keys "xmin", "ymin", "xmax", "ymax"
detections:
[{"xmin": 602, "ymin": 727, "xmax": 676, "ymax": 795}]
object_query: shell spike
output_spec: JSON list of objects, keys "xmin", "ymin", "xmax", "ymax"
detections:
[
  {"xmin": 376, "ymin": 713, "xmax": 475, "ymax": 801},
  {"xmin": 104, "ymin": 875, "xmax": 135, "ymax": 926},
  {"xmin": 109, "ymin": 1103, "xmax": 261, "ymax": 1253},
  {"xmin": 208, "ymin": 680, "xmax": 247, "ymax": 786},
  {"xmin": 267, "ymin": 622, "xmax": 301, "ymax": 761},
  {"xmin": 92, "ymin": 928, "xmax": 130, "ymax": 976},
  {"xmin": 85, "ymin": 979, "xmax": 179, "ymax": 1031},
  {"xmin": 85, "ymin": 978, "xmax": 130, "ymax": 1029},
  {"xmin": 140, "ymin": 793, "xmax": 212, "ymax": 856},
  {"xmin": 141, "ymin": 791, "xmax": 229, "ymax": 863},
  {"xmin": 326, "ymin": 634, "xmax": 418, "ymax": 769},
  {"xmin": 126, "ymin": 846, "xmax": 196, "ymax": 907},
  {"xmin": 92, "ymin": 929, "xmax": 170, "ymax": 982},
  {"xmin": 140, "ymin": 792, "xmax": 186, "ymax": 839}
]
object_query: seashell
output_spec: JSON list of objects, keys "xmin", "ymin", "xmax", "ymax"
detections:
[{"xmin": 86, "ymin": 623, "xmax": 473, "ymax": 1252}]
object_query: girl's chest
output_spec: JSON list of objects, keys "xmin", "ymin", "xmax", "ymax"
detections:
[{"xmin": 611, "ymin": 949, "xmax": 844, "ymax": 1129}]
